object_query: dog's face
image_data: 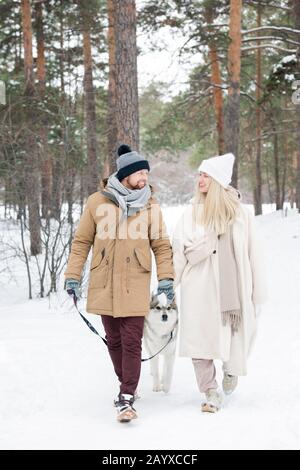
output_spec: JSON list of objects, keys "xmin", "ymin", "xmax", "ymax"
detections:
[{"xmin": 146, "ymin": 293, "xmax": 178, "ymax": 335}]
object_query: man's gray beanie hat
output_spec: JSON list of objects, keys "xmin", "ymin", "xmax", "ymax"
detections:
[{"xmin": 116, "ymin": 144, "xmax": 150, "ymax": 181}]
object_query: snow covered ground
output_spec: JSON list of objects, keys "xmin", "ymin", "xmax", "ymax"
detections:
[{"xmin": 0, "ymin": 206, "xmax": 300, "ymax": 450}]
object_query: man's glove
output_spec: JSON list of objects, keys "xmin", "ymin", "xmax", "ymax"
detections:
[
  {"xmin": 157, "ymin": 279, "xmax": 175, "ymax": 304},
  {"xmin": 65, "ymin": 278, "xmax": 81, "ymax": 301}
]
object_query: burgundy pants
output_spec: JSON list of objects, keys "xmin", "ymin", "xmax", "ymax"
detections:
[{"xmin": 101, "ymin": 315, "xmax": 145, "ymax": 396}]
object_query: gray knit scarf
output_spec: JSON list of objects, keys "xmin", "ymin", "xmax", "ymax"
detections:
[{"xmin": 105, "ymin": 172, "xmax": 151, "ymax": 220}]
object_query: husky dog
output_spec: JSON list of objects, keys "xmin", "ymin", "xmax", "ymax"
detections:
[{"xmin": 143, "ymin": 293, "xmax": 178, "ymax": 393}]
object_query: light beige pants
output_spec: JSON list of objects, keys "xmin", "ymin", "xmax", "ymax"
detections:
[{"xmin": 192, "ymin": 358, "xmax": 218, "ymax": 393}]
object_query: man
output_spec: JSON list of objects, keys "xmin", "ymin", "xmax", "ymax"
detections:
[{"xmin": 65, "ymin": 144, "xmax": 174, "ymax": 422}]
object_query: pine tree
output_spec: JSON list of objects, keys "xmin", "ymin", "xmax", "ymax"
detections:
[
  {"xmin": 21, "ymin": 0, "xmax": 41, "ymax": 255},
  {"xmin": 114, "ymin": 0, "xmax": 139, "ymax": 150}
]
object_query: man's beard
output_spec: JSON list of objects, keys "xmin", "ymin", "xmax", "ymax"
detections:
[{"xmin": 130, "ymin": 180, "xmax": 147, "ymax": 190}]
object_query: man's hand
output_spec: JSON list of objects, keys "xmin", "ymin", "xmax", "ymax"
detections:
[
  {"xmin": 65, "ymin": 278, "xmax": 81, "ymax": 301},
  {"xmin": 157, "ymin": 279, "xmax": 175, "ymax": 304}
]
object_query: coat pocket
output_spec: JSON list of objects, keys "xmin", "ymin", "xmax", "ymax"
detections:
[
  {"xmin": 125, "ymin": 250, "xmax": 151, "ymax": 297},
  {"xmin": 90, "ymin": 248, "xmax": 106, "ymax": 271},
  {"xmin": 134, "ymin": 247, "xmax": 151, "ymax": 272},
  {"xmin": 89, "ymin": 249, "xmax": 109, "ymax": 288}
]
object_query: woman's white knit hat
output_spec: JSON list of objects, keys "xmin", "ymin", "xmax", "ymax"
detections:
[{"xmin": 198, "ymin": 153, "xmax": 235, "ymax": 188}]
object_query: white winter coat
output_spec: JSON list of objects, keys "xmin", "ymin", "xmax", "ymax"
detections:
[{"xmin": 172, "ymin": 204, "xmax": 267, "ymax": 376}]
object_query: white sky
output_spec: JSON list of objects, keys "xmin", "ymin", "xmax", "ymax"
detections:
[
  {"xmin": 137, "ymin": 31, "xmax": 191, "ymax": 96},
  {"xmin": 136, "ymin": 1, "xmax": 203, "ymax": 98},
  {"xmin": 137, "ymin": 33, "xmax": 198, "ymax": 98}
]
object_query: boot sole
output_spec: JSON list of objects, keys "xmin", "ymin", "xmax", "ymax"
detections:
[
  {"xmin": 117, "ymin": 409, "xmax": 138, "ymax": 423},
  {"xmin": 201, "ymin": 403, "xmax": 219, "ymax": 413}
]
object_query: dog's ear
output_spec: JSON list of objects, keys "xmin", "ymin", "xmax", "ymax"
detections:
[
  {"xmin": 170, "ymin": 297, "xmax": 178, "ymax": 310},
  {"xmin": 150, "ymin": 294, "xmax": 159, "ymax": 309}
]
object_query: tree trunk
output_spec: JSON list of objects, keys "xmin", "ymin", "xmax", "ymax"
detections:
[
  {"xmin": 22, "ymin": 0, "xmax": 34, "ymax": 96},
  {"xmin": 59, "ymin": 0, "xmax": 65, "ymax": 96},
  {"xmin": 80, "ymin": 167, "xmax": 85, "ymax": 214},
  {"xmin": 294, "ymin": 0, "xmax": 300, "ymax": 209},
  {"xmin": 35, "ymin": 0, "xmax": 52, "ymax": 220},
  {"xmin": 205, "ymin": 5, "xmax": 225, "ymax": 155},
  {"xmin": 224, "ymin": 0, "xmax": 242, "ymax": 188},
  {"xmin": 21, "ymin": 0, "xmax": 41, "ymax": 255},
  {"xmin": 114, "ymin": 0, "xmax": 139, "ymax": 151},
  {"xmin": 51, "ymin": 155, "xmax": 63, "ymax": 221},
  {"xmin": 106, "ymin": 0, "xmax": 118, "ymax": 175},
  {"xmin": 210, "ymin": 47, "xmax": 225, "ymax": 155},
  {"xmin": 80, "ymin": 1, "xmax": 100, "ymax": 196},
  {"xmin": 280, "ymin": 95, "xmax": 290, "ymax": 209},
  {"xmin": 254, "ymin": 4, "xmax": 263, "ymax": 215},
  {"xmin": 65, "ymin": 167, "xmax": 76, "ymax": 225},
  {"xmin": 281, "ymin": 135, "xmax": 288, "ymax": 210},
  {"xmin": 51, "ymin": 0, "xmax": 64, "ymax": 219},
  {"xmin": 266, "ymin": 160, "xmax": 274, "ymax": 204},
  {"xmin": 291, "ymin": 150, "xmax": 298, "ymax": 207},
  {"xmin": 36, "ymin": 1, "xmax": 46, "ymax": 91},
  {"xmin": 273, "ymin": 129, "xmax": 281, "ymax": 210}
]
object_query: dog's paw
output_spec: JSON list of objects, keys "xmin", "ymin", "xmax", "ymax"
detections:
[
  {"xmin": 152, "ymin": 384, "xmax": 163, "ymax": 392},
  {"xmin": 162, "ymin": 386, "xmax": 170, "ymax": 394}
]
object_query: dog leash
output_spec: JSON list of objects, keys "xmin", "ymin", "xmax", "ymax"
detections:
[
  {"xmin": 68, "ymin": 291, "xmax": 176, "ymax": 362},
  {"xmin": 67, "ymin": 290, "xmax": 108, "ymax": 346},
  {"xmin": 141, "ymin": 323, "xmax": 178, "ymax": 362}
]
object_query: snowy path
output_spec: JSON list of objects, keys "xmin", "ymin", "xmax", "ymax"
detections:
[{"xmin": 1, "ymin": 209, "xmax": 300, "ymax": 450}]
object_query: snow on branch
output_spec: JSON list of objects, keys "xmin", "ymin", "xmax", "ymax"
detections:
[
  {"xmin": 242, "ymin": 26, "xmax": 300, "ymax": 36},
  {"xmin": 242, "ymin": 45, "xmax": 297, "ymax": 53},
  {"xmin": 242, "ymin": 36, "xmax": 300, "ymax": 47}
]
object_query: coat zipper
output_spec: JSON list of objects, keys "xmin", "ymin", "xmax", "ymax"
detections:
[
  {"xmin": 126, "ymin": 256, "xmax": 130, "ymax": 293},
  {"xmin": 103, "ymin": 257, "xmax": 109, "ymax": 288}
]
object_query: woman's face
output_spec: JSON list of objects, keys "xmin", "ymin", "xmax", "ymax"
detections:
[{"xmin": 198, "ymin": 172, "xmax": 211, "ymax": 193}]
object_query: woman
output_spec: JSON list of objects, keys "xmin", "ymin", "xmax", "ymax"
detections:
[{"xmin": 172, "ymin": 153, "xmax": 267, "ymax": 413}]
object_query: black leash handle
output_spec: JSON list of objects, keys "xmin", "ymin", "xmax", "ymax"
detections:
[{"xmin": 67, "ymin": 290, "xmax": 175, "ymax": 362}]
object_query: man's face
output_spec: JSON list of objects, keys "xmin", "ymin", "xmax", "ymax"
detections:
[{"xmin": 123, "ymin": 169, "xmax": 149, "ymax": 190}]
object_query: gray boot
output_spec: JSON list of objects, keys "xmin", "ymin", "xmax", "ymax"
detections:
[{"xmin": 222, "ymin": 371, "xmax": 238, "ymax": 395}]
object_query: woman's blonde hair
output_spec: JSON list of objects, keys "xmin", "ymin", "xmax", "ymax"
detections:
[{"xmin": 193, "ymin": 177, "xmax": 241, "ymax": 235}]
